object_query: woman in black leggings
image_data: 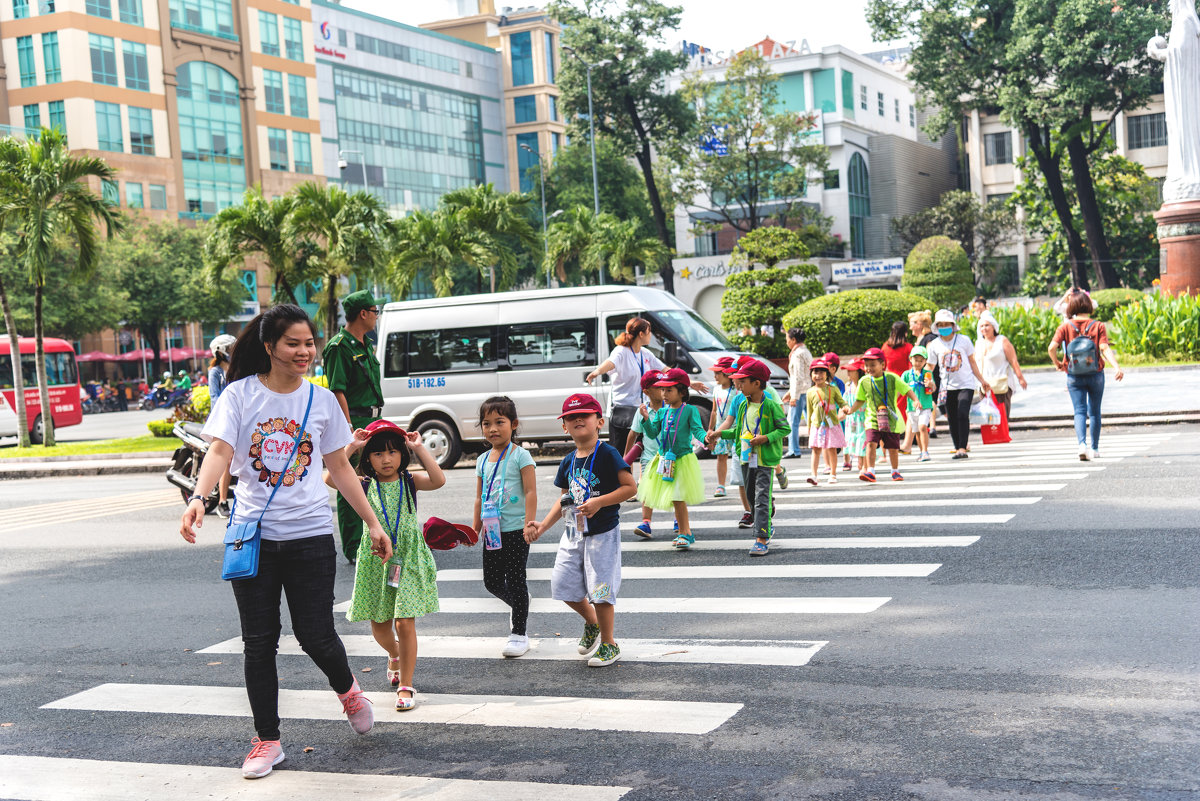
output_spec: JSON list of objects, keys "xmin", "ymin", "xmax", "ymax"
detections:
[{"xmin": 926, "ymin": 309, "xmax": 992, "ymax": 459}]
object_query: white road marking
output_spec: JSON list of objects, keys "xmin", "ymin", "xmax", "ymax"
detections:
[
  {"xmin": 433, "ymin": 563, "xmax": 941, "ymax": 582},
  {"xmin": 533, "ymin": 535, "xmax": 980, "ymax": 552},
  {"xmin": 200, "ymin": 634, "xmax": 829, "ymax": 667},
  {"xmin": 682, "ymin": 514, "xmax": 1012, "ymax": 528},
  {"xmin": 42, "ymin": 683, "xmax": 741, "ymax": 735},
  {"xmin": 334, "ymin": 596, "xmax": 891, "ymax": 614},
  {"xmin": 0, "ymin": 499, "xmax": 181, "ymax": 533},
  {"xmin": 0, "ymin": 756, "xmax": 633, "ymax": 801},
  {"xmin": 625, "ymin": 497, "xmax": 1041, "ymax": 515},
  {"xmin": 788, "ymin": 465, "xmax": 1108, "ymax": 478},
  {"xmin": 663, "ymin": 484, "xmax": 1066, "ymax": 501}
]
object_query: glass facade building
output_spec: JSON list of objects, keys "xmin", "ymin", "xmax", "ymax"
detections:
[{"xmin": 176, "ymin": 61, "xmax": 245, "ymax": 216}]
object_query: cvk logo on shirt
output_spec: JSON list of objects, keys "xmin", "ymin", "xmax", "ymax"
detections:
[{"xmin": 250, "ymin": 417, "xmax": 314, "ymax": 486}]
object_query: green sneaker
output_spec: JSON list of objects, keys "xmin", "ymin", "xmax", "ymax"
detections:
[
  {"xmin": 587, "ymin": 642, "xmax": 621, "ymax": 668},
  {"xmin": 576, "ymin": 623, "xmax": 601, "ymax": 656}
]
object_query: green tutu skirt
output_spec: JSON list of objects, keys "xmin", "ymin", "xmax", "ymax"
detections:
[{"xmin": 637, "ymin": 452, "xmax": 705, "ymax": 510}]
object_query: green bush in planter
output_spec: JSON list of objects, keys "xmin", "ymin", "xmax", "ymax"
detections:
[
  {"xmin": 147, "ymin": 419, "xmax": 175, "ymax": 437},
  {"xmin": 720, "ymin": 262, "xmax": 823, "ymax": 357},
  {"xmin": 782, "ymin": 289, "xmax": 935, "ymax": 358},
  {"xmin": 1089, "ymin": 288, "xmax": 1144, "ymax": 322},
  {"xmin": 902, "ymin": 236, "xmax": 975, "ymax": 310}
]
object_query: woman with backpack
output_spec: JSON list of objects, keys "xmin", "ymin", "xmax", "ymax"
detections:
[{"xmin": 1048, "ymin": 291, "xmax": 1125, "ymax": 461}]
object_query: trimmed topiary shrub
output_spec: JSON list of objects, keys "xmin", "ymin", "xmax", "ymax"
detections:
[
  {"xmin": 782, "ymin": 289, "xmax": 936, "ymax": 358},
  {"xmin": 1090, "ymin": 288, "xmax": 1145, "ymax": 322},
  {"xmin": 147, "ymin": 419, "xmax": 175, "ymax": 437},
  {"xmin": 721, "ymin": 262, "xmax": 824, "ymax": 357},
  {"xmin": 902, "ymin": 235, "xmax": 975, "ymax": 310}
]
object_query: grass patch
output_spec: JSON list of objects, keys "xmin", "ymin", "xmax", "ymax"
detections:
[{"xmin": 0, "ymin": 434, "xmax": 175, "ymax": 458}]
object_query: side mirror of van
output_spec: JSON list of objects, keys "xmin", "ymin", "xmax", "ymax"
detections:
[{"xmin": 664, "ymin": 340, "xmax": 680, "ymax": 367}]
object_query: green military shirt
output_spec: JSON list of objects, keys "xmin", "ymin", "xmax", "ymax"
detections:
[{"xmin": 323, "ymin": 328, "xmax": 383, "ymax": 414}]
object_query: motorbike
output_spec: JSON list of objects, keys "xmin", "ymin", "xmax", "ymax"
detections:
[{"xmin": 166, "ymin": 419, "xmax": 237, "ymax": 513}]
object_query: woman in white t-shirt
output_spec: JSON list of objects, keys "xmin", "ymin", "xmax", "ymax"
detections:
[
  {"xmin": 585, "ymin": 317, "xmax": 666, "ymax": 451},
  {"xmin": 975, "ymin": 311, "xmax": 1027, "ymax": 421},
  {"xmin": 926, "ymin": 308, "xmax": 991, "ymax": 460},
  {"xmin": 179, "ymin": 304, "xmax": 392, "ymax": 780}
]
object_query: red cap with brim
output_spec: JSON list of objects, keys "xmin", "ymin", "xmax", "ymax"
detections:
[
  {"xmin": 362, "ymin": 419, "xmax": 406, "ymax": 442},
  {"xmin": 845, "ymin": 359, "xmax": 866, "ymax": 371},
  {"xmin": 653, "ymin": 367, "xmax": 691, "ymax": 388},
  {"xmin": 558, "ymin": 392, "xmax": 604, "ymax": 418},
  {"xmin": 422, "ymin": 517, "xmax": 479, "ymax": 551},
  {"xmin": 730, "ymin": 358, "xmax": 771, "ymax": 383},
  {"xmin": 862, "ymin": 347, "xmax": 885, "ymax": 361},
  {"xmin": 712, "ymin": 356, "xmax": 734, "ymax": 372},
  {"xmin": 641, "ymin": 371, "xmax": 668, "ymax": 391}
]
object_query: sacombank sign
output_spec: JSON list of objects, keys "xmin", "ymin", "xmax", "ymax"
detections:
[{"xmin": 319, "ymin": 20, "xmax": 331, "ymax": 40}]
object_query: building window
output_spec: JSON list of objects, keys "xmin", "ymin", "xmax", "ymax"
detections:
[
  {"xmin": 510, "ymin": 31, "xmax": 533, "ymax": 86},
  {"xmin": 984, "ymin": 131, "xmax": 1013, "ymax": 165},
  {"xmin": 17, "ymin": 36, "xmax": 36, "ymax": 87},
  {"xmin": 894, "ymin": 98, "xmax": 900, "ymax": 122},
  {"xmin": 13, "ymin": 0, "xmax": 28, "ymax": 19},
  {"xmin": 39, "ymin": 0, "xmax": 55, "ymax": 11},
  {"xmin": 877, "ymin": 91, "xmax": 884, "ymax": 116},
  {"xmin": 169, "ymin": 0, "xmax": 236, "ymax": 40},
  {"xmin": 513, "ymin": 95, "xmax": 537, "ymax": 124},
  {"xmin": 177, "ymin": 61, "xmax": 245, "ymax": 215},
  {"xmin": 101, "ymin": 179, "xmax": 118, "ymax": 205},
  {"xmin": 263, "ymin": 69, "xmax": 285, "ymax": 114},
  {"xmin": 909, "ymin": 104, "xmax": 916, "ymax": 128},
  {"xmin": 823, "ymin": 169, "xmax": 840, "ymax": 190},
  {"xmin": 47, "ymin": 100, "xmax": 65, "ymax": 132},
  {"xmin": 149, "ymin": 184, "xmax": 167, "ymax": 210},
  {"xmin": 41, "ymin": 33, "xmax": 61, "ymax": 83},
  {"xmin": 552, "ymin": 132, "xmax": 561, "ymax": 155},
  {"xmin": 292, "ymin": 131, "xmax": 311, "ymax": 173},
  {"xmin": 283, "ymin": 16, "xmax": 303, "ymax": 61},
  {"xmin": 549, "ymin": 95, "xmax": 558, "ymax": 122},
  {"xmin": 259, "ymin": 11, "xmax": 279, "ymax": 57},
  {"xmin": 118, "ymin": 0, "xmax": 141, "ymax": 24},
  {"xmin": 124, "ymin": 42, "xmax": 149, "ymax": 91},
  {"xmin": 1127, "ymin": 112, "xmax": 1167, "ymax": 149},
  {"xmin": 128, "ymin": 106, "xmax": 154, "ymax": 155},
  {"xmin": 267, "ymin": 128, "xmax": 288, "ymax": 170},
  {"xmin": 23, "ymin": 104, "xmax": 40, "ymax": 133},
  {"xmin": 353, "ymin": 32, "xmax": 461, "ymax": 74},
  {"xmin": 860, "ymin": 84, "xmax": 867, "ymax": 111},
  {"xmin": 516, "ymin": 131, "xmax": 538, "ymax": 192},
  {"xmin": 95, "ymin": 101, "xmax": 123, "ymax": 152},
  {"xmin": 986, "ymin": 192, "xmax": 1012, "ymax": 206},
  {"xmin": 848, "ymin": 152, "xmax": 870, "ymax": 259},
  {"xmin": 544, "ymin": 32, "xmax": 555, "ymax": 83},
  {"xmin": 126, "ymin": 182, "xmax": 144, "ymax": 208},
  {"xmin": 89, "ymin": 34, "xmax": 118, "ymax": 86},
  {"xmin": 86, "ymin": 0, "xmax": 110, "ymax": 17},
  {"xmin": 288, "ymin": 74, "xmax": 307, "ymax": 117},
  {"xmin": 337, "ymin": 28, "xmax": 347, "ymax": 47}
]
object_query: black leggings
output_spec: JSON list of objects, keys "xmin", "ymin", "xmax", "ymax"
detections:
[
  {"xmin": 945, "ymin": 388, "xmax": 974, "ymax": 451},
  {"xmin": 232, "ymin": 534, "xmax": 354, "ymax": 742},
  {"xmin": 482, "ymin": 529, "xmax": 530, "ymax": 635}
]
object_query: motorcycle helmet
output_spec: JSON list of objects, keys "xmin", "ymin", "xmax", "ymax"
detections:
[
  {"xmin": 161, "ymin": 371, "xmax": 170, "ymax": 380},
  {"xmin": 209, "ymin": 334, "xmax": 236, "ymax": 359},
  {"xmin": 177, "ymin": 370, "xmax": 188, "ymax": 377}
]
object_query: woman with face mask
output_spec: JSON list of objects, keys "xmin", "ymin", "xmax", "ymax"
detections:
[{"xmin": 925, "ymin": 309, "xmax": 991, "ymax": 459}]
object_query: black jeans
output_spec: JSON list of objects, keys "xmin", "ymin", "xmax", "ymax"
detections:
[
  {"xmin": 609, "ymin": 405, "xmax": 637, "ymax": 453},
  {"xmin": 482, "ymin": 529, "xmax": 531, "ymax": 635},
  {"xmin": 232, "ymin": 534, "xmax": 354, "ymax": 741},
  {"xmin": 944, "ymin": 389, "xmax": 975, "ymax": 451}
]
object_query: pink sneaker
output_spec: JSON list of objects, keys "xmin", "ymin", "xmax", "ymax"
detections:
[
  {"xmin": 338, "ymin": 678, "xmax": 374, "ymax": 734},
  {"xmin": 242, "ymin": 737, "xmax": 284, "ymax": 779}
]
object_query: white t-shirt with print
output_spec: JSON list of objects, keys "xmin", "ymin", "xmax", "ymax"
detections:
[
  {"xmin": 926, "ymin": 334, "xmax": 978, "ymax": 391},
  {"xmin": 605, "ymin": 345, "xmax": 665, "ymax": 408},
  {"xmin": 203, "ymin": 376, "xmax": 353, "ymax": 541}
]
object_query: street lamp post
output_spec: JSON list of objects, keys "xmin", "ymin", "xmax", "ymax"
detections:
[
  {"xmin": 562, "ymin": 46, "xmax": 611, "ymax": 285},
  {"xmin": 519, "ymin": 143, "xmax": 552, "ymax": 288},
  {"xmin": 338, "ymin": 149, "xmax": 373, "ymax": 197}
]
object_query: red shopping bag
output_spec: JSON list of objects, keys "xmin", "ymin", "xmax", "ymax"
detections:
[{"xmin": 980, "ymin": 391, "xmax": 1011, "ymax": 444}]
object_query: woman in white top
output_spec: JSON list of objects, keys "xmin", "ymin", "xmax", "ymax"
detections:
[
  {"xmin": 179, "ymin": 304, "xmax": 392, "ymax": 779},
  {"xmin": 926, "ymin": 308, "xmax": 991, "ymax": 459},
  {"xmin": 975, "ymin": 311, "xmax": 1028, "ymax": 421},
  {"xmin": 586, "ymin": 317, "xmax": 666, "ymax": 451}
]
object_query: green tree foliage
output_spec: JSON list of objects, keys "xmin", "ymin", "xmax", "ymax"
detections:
[
  {"xmin": 675, "ymin": 49, "xmax": 830, "ymax": 240},
  {"xmin": 204, "ymin": 188, "xmax": 313, "ymax": 305},
  {"xmin": 388, "ymin": 208, "xmax": 494, "ymax": 299},
  {"xmin": 958, "ymin": 304, "xmax": 1063, "ymax": 365},
  {"xmin": 543, "ymin": 206, "xmax": 667, "ymax": 286},
  {"xmin": 902, "ymin": 236, "xmax": 975, "ymax": 310},
  {"xmin": 541, "ymin": 134, "xmax": 655, "ymax": 240},
  {"xmin": 721, "ymin": 252, "xmax": 823, "ymax": 357},
  {"xmin": 438, "ymin": 183, "xmax": 539, "ymax": 292},
  {"xmin": 548, "ymin": 0, "xmax": 694, "ymax": 289},
  {"xmin": 782, "ymin": 289, "xmax": 935, "ymax": 358},
  {"xmin": 0, "ymin": 235, "xmax": 125, "ymax": 340},
  {"xmin": 891, "ymin": 190, "xmax": 1020, "ymax": 289},
  {"xmin": 0, "ymin": 128, "xmax": 123, "ymax": 446},
  {"xmin": 729, "ymin": 226, "xmax": 810, "ymax": 270}
]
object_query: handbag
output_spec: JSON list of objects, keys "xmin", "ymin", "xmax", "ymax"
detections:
[{"xmin": 221, "ymin": 382, "xmax": 314, "ymax": 581}]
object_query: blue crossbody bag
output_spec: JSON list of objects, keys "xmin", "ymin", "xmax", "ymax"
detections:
[{"xmin": 222, "ymin": 383, "xmax": 314, "ymax": 581}]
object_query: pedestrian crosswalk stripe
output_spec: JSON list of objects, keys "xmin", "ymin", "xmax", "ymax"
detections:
[
  {"xmin": 433, "ymin": 563, "xmax": 941, "ymax": 582},
  {"xmin": 334, "ymin": 596, "xmax": 891, "ymax": 615},
  {"xmin": 786, "ymin": 466, "xmax": 1104, "ymax": 480},
  {"xmin": 0, "ymin": 756, "xmax": 634, "ymax": 801},
  {"xmin": 532, "ymin": 535, "xmax": 980, "ymax": 553},
  {"xmin": 42, "ymin": 683, "xmax": 742, "ymax": 735},
  {"xmin": 199, "ymin": 634, "xmax": 829, "ymax": 667},
  {"xmin": 625, "ymin": 497, "xmax": 1041, "ymax": 515},
  {"xmin": 681, "ymin": 514, "xmax": 1012, "ymax": 528},
  {"xmin": 0, "ymin": 498, "xmax": 181, "ymax": 533},
  {"xmin": 0, "ymin": 489, "xmax": 175, "ymax": 521}
]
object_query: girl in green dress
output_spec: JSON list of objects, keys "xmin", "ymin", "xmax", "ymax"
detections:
[{"xmin": 329, "ymin": 420, "xmax": 446, "ymax": 711}]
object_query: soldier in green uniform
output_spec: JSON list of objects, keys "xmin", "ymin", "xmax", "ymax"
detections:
[{"xmin": 323, "ymin": 289, "xmax": 384, "ymax": 561}]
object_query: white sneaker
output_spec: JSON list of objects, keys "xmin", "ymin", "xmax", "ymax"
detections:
[
  {"xmin": 242, "ymin": 737, "xmax": 284, "ymax": 779},
  {"xmin": 1078, "ymin": 442, "xmax": 1090, "ymax": 461},
  {"xmin": 1089, "ymin": 447, "xmax": 1099, "ymax": 460},
  {"xmin": 501, "ymin": 634, "xmax": 530, "ymax": 658}
]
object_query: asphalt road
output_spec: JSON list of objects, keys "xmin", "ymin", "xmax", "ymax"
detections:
[{"xmin": 0, "ymin": 425, "xmax": 1196, "ymax": 800}]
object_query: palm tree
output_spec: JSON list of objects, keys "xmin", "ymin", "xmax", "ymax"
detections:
[
  {"xmin": 204, "ymin": 187, "xmax": 311, "ymax": 304},
  {"xmin": 544, "ymin": 206, "xmax": 605, "ymax": 284},
  {"xmin": 388, "ymin": 208, "xmax": 493, "ymax": 298},
  {"xmin": 438, "ymin": 183, "xmax": 538, "ymax": 292},
  {"xmin": 287, "ymin": 183, "xmax": 389, "ymax": 343},
  {"xmin": 0, "ymin": 129, "xmax": 122, "ymax": 446},
  {"xmin": 583, "ymin": 217, "xmax": 671, "ymax": 283}
]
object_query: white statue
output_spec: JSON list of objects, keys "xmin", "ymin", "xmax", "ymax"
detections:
[{"xmin": 1148, "ymin": 0, "xmax": 1200, "ymax": 202}]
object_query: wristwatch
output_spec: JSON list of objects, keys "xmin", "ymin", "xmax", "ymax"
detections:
[{"xmin": 187, "ymin": 494, "xmax": 205, "ymax": 504}]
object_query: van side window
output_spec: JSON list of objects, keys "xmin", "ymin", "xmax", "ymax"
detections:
[
  {"xmin": 383, "ymin": 332, "xmax": 407, "ymax": 377},
  {"xmin": 408, "ymin": 327, "xmax": 497, "ymax": 374},
  {"xmin": 507, "ymin": 320, "xmax": 595, "ymax": 369}
]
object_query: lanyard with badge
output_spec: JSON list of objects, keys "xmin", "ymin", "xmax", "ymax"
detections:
[
  {"xmin": 563, "ymin": 445, "xmax": 599, "ymax": 542},
  {"xmin": 741, "ymin": 404, "xmax": 763, "ymax": 468},
  {"xmin": 480, "ymin": 444, "xmax": 511, "ymax": 550},
  {"xmin": 375, "ymin": 477, "xmax": 412, "ymax": 588},
  {"xmin": 657, "ymin": 406, "xmax": 680, "ymax": 482},
  {"xmin": 872, "ymin": 374, "xmax": 894, "ymax": 431}
]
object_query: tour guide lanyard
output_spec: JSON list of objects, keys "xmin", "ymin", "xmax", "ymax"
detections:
[
  {"xmin": 717, "ymin": 387, "xmax": 733, "ymax": 419},
  {"xmin": 742, "ymin": 402, "xmax": 763, "ymax": 439},
  {"xmin": 871, "ymin": 375, "xmax": 892, "ymax": 425},
  {"xmin": 374, "ymin": 478, "xmax": 411, "ymax": 547},
  {"xmin": 483, "ymin": 443, "xmax": 512, "ymax": 504},
  {"xmin": 572, "ymin": 444, "xmax": 600, "ymax": 501},
  {"xmin": 658, "ymin": 405, "xmax": 682, "ymax": 454}
]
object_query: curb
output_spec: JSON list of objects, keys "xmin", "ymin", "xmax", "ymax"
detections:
[
  {"xmin": 0, "ymin": 450, "xmax": 172, "ymax": 464},
  {"xmin": 1022, "ymin": 363, "xmax": 1200, "ymax": 374}
]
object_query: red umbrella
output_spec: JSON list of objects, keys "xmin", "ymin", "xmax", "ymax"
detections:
[
  {"xmin": 76, "ymin": 351, "xmax": 119, "ymax": 362},
  {"xmin": 116, "ymin": 348, "xmax": 153, "ymax": 362}
]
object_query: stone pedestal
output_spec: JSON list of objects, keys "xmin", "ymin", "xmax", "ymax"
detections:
[{"xmin": 1155, "ymin": 200, "xmax": 1200, "ymax": 296}]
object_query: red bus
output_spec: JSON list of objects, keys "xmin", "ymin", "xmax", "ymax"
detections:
[{"xmin": 0, "ymin": 337, "xmax": 83, "ymax": 443}]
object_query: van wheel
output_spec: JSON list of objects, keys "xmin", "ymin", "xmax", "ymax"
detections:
[
  {"xmin": 30, "ymin": 414, "xmax": 43, "ymax": 445},
  {"xmin": 417, "ymin": 418, "xmax": 461, "ymax": 469}
]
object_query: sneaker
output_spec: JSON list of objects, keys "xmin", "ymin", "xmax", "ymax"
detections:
[
  {"xmin": 807, "ymin": 476, "xmax": 818, "ymax": 486},
  {"xmin": 634, "ymin": 521, "xmax": 652, "ymax": 539},
  {"xmin": 242, "ymin": 737, "xmax": 285, "ymax": 779},
  {"xmin": 826, "ymin": 475, "xmax": 838, "ymax": 485},
  {"xmin": 577, "ymin": 623, "xmax": 601, "ymax": 656},
  {"xmin": 714, "ymin": 485, "xmax": 727, "ymax": 498},
  {"xmin": 776, "ymin": 468, "xmax": 789, "ymax": 490},
  {"xmin": 1078, "ymin": 442, "xmax": 1088, "ymax": 461},
  {"xmin": 891, "ymin": 470, "xmax": 904, "ymax": 481},
  {"xmin": 952, "ymin": 451, "xmax": 969, "ymax": 460},
  {"xmin": 216, "ymin": 500, "xmax": 231, "ymax": 519},
  {"xmin": 748, "ymin": 540, "xmax": 769, "ymax": 557},
  {"xmin": 588, "ymin": 642, "xmax": 621, "ymax": 667},
  {"xmin": 919, "ymin": 451, "xmax": 931, "ymax": 462},
  {"xmin": 929, "ymin": 428, "xmax": 939, "ymax": 438},
  {"xmin": 337, "ymin": 678, "xmax": 374, "ymax": 734},
  {"xmin": 672, "ymin": 533, "xmax": 695, "ymax": 550},
  {"xmin": 859, "ymin": 471, "xmax": 876, "ymax": 483},
  {"xmin": 1090, "ymin": 448, "xmax": 1100, "ymax": 460},
  {"xmin": 738, "ymin": 512, "xmax": 754, "ymax": 529},
  {"xmin": 502, "ymin": 634, "xmax": 530, "ymax": 658}
]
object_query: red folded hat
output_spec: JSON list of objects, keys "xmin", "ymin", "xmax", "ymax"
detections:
[
  {"xmin": 712, "ymin": 356, "xmax": 734, "ymax": 372},
  {"xmin": 861, "ymin": 347, "xmax": 885, "ymax": 361},
  {"xmin": 422, "ymin": 517, "xmax": 479, "ymax": 550},
  {"xmin": 653, "ymin": 367, "xmax": 691, "ymax": 388},
  {"xmin": 729, "ymin": 358, "xmax": 770, "ymax": 382},
  {"xmin": 362, "ymin": 419, "xmax": 406, "ymax": 442},
  {"xmin": 822, "ymin": 352, "xmax": 841, "ymax": 369},
  {"xmin": 558, "ymin": 392, "xmax": 604, "ymax": 418},
  {"xmin": 641, "ymin": 370, "xmax": 668, "ymax": 391},
  {"xmin": 845, "ymin": 358, "xmax": 866, "ymax": 371}
]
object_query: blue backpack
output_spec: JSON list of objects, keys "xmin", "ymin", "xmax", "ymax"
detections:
[{"xmin": 1065, "ymin": 320, "xmax": 1100, "ymax": 375}]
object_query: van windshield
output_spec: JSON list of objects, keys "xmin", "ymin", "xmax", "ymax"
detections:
[{"xmin": 651, "ymin": 310, "xmax": 735, "ymax": 352}]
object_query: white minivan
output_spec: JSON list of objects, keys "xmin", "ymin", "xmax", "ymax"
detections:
[{"xmin": 375, "ymin": 285, "xmax": 789, "ymax": 468}]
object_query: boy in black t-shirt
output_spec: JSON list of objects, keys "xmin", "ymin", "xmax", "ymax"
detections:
[{"xmin": 533, "ymin": 393, "xmax": 637, "ymax": 667}]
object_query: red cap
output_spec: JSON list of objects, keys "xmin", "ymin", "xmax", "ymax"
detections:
[
  {"xmin": 422, "ymin": 517, "xmax": 479, "ymax": 551},
  {"xmin": 845, "ymin": 358, "xmax": 866, "ymax": 371},
  {"xmin": 862, "ymin": 347, "xmax": 885, "ymax": 361},
  {"xmin": 653, "ymin": 367, "xmax": 691, "ymax": 388},
  {"xmin": 712, "ymin": 356, "xmax": 734, "ymax": 372},
  {"xmin": 822, "ymin": 352, "xmax": 841, "ymax": 369},
  {"xmin": 362, "ymin": 419, "xmax": 406, "ymax": 442},
  {"xmin": 558, "ymin": 392, "xmax": 604, "ymax": 418},
  {"xmin": 809, "ymin": 358, "xmax": 829, "ymax": 372},
  {"xmin": 641, "ymin": 370, "xmax": 668, "ymax": 391},
  {"xmin": 730, "ymin": 358, "xmax": 770, "ymax": 383}
]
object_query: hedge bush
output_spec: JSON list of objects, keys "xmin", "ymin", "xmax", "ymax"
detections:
[
  {"xmin": 147, "ymin": 419, "xmax": 175, "ymax": 437},
  {"xmin": 1109, "ymin": 291, "xmax": 1200, "ymax": 359},
  {"xmin": 1089, "ymin": 288, "xmax": 1144, "ymax": 322},
  {"xmin": 902, "ymin": 236, "xmax": 975, "ymax": 310},
  {"xmin": 958, "ymin": 304, "xmax": 1062, "ymax": 365},
  {"xmin": 721, "ymin": 262, "xmax": 824, "ymax": 357},
  {"xmin": 782, "ymin": 289, "xmax": 935, "ymax": 358}
]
